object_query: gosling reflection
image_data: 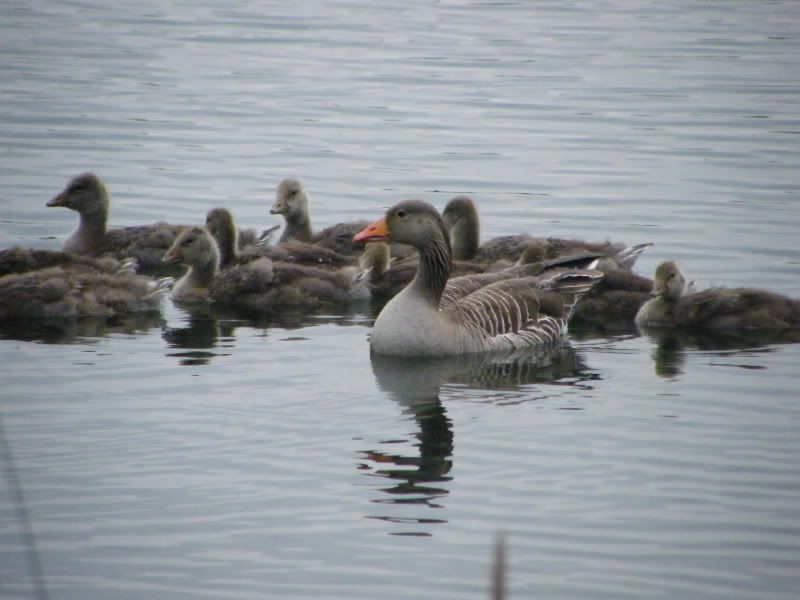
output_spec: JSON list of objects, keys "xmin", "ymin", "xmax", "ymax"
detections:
[
  {"xmin": 0, "ymin": 312, "xmax": 164, "ymax": 344},
  {"xmin": 163, "ymin": 303, "xmax": 373, "ymax": 365},
  {"xmin": 365, "ymin": 347, "xmax": 593, "ymax": 534},
  {"xmin": 162, "ymin": 303, "xmax": 238, "ymax": 366},
  {"xmin": 638, "ymin": 325, "xmax": 796, "ymax": 378}
]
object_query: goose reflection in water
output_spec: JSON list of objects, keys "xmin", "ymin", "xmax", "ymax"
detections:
[
  {"xmin": 637, "ymin": 325, "xmax": 799, "ymax": 378},
  {"xmin": 363, "ymin": 346, "xmax": 596, "ymax": 535}
]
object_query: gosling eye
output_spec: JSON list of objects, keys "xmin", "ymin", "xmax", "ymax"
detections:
[{"xmin": 396, "ymin": 209, "xmax": 406, "ymax": 218}]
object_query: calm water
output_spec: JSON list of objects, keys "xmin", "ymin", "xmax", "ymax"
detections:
[{"xmin": 2, "ymin": 1, "xmax": 800, "ymax": 599}]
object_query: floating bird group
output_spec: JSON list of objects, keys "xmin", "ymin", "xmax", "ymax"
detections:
[{"xmin": 2, "ymin": 171, "xmax": 798, "ymax": 355}]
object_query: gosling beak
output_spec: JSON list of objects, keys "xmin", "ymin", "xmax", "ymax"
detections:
[
  {"xmin": 47, "ymin": 193, "xmax": 66, "ymax": 207},
  {"xmin": 162, "ymin": 249, "xmax": 181, "ymax": 265},
  {"xmin": 270, "ymin": 204, "xmax": 287, "ymax": 215},
  {"xmin": 354, "ymin": 217, "xmax": 390, "ymax": 243}
]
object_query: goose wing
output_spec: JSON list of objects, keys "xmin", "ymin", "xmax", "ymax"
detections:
[
  {"xmin": 443, "ymin": 270, "xmax": 602, "ymax": 346},
  {"xmin": 440, "ymin": 254, "xmax": 602, "ymax": 309}
]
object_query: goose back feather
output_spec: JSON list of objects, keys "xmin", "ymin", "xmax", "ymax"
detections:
[
  {"xmin": 0, "ymin": 247, "xmax": 137, "ymax": 277},
  {"xmin": 0, "ymin": 265, "xmax": 167, "ymax": 318}
]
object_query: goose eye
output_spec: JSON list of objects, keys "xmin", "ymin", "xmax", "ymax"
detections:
[{"xmin": 396, "ymin": 209, "xmax": 406, "ymax": 218}]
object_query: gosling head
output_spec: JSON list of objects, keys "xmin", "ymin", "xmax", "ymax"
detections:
[
  {"xmin": 441, "ymin": 195, "xmax": 478, "ymax": 232},
  {"xmin": 162, "ymin": 226, "xmax": 219, "ymax": 269},
  {"xmin": 205, "ymin": 208, "xmax": 237, "ymax": 242},
  {"xmin": 47, "ymin": 172, "xmax": 109, "ymax": 217},
  {"xmin": 354, "ymin": 200, "xmax": 449, "ymax": 251},
  {"xmin": 651, "ymin": 261, "xmax": 689, "ymax": 301},
  {"xmin": 270, "ymin": 178, "xmax": 308, "ymax": 220},
  {"xmin": 358, "ymin": 241, "xmax": 391, "ymax": 275}
]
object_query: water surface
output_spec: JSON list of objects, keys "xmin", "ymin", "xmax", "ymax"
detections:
[{"xmin": 2, "ymin": 1, "xmax": 800, "ymax": 599}]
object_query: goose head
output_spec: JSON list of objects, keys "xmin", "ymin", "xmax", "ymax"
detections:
[
  {"xmin": 354, "ymin": 200, "xmax": 450, "ymax": 251},
  {"xmin": 270, "ymin": 178, "xmax": 309, "ymax": 220},
  {"xmin": 441, "ymin": 195, "xmax": 479, "ymax": 260},
  {"xmin": 162, "ymin": 226, "xmax": 220, "ymax": 270},
  {"xmin": 47, "ymin": 172, "xmax": 109, "ymax": 218},
  {"xmin": 651, "ymin": 261, "xmax": 689, "ymax": 301}
]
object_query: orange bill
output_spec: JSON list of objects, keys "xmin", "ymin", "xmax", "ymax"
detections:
[{"xmin": 353, "ymin": 217, "xmax": 390, "ymax": 243}]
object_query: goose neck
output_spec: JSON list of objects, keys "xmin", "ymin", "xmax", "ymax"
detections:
[{"xmin": 411, "ymin": 238, "xmax": 452, "ymax": 305}]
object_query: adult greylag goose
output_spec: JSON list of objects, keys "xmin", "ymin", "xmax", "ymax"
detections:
[
  {"xmin": 163, "ymin": 226, "xmax": 368, "ymax": 308},
  {"xmin": 441, "ymin": 195, "xmax": 650, "ymax": 269},
  {"xmin": 635, "ymin": 261, "xmax": 800, "ymax": 332},
  {"xmin": 0, "ymin": 246, "xmax": 137, "ymax": 278},
  {"xmin": 205, "ymin": 207, "xmax": 354, "ymax": 270},
  {"xmin": 0, "ymin": 262, "xmax": 169, "ymax": 319},
  {"xmin": 353, "ymin": 200, "xmax": 602, "ymax": 356}
]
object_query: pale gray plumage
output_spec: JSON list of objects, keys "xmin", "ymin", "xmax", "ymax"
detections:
[
  {"xmin": 0, "ymin": 247, "xmax": 137, "ymax": 278},
  {"xmin": 355, "ymin": 200, "xmax": 602, "ymax": 356},
  {"xmin": 0, "ymin": 262, "xmax": 168, "ymax": 318}
]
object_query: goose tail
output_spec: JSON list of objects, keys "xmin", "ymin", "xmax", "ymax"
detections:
[
  {"xmin": 614, "ymin": 242, "xmax": 653, "ymax": 269},
  {"xmin": 544, "ymin": 268, "xmax": 604, "ymax": 319}
]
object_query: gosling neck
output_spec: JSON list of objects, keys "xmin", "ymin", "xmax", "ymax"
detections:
[
  {"xmin": 279, "ymin": 204, "xmax": 313, "ymax": 243},
  {"xmin": 216, "ymin": 227, "xmax": 239, "ymax": 268},
  {"xmin": 187, "ymin": 252, "xmax": 219, "ymax": 289},
  {"xmin": 449, "ymin": 218, "xmax": 479, "ymax": 261},
  {"xmin": 69, "ymin": 208, "xmax": 108, "ymax": 253}
]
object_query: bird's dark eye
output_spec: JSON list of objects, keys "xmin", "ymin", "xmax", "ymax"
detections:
[{"xmin": 397, "ymin": 210, "xmax": 406, "ymax": 218}]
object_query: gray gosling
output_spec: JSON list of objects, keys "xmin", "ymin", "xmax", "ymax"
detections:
[{"xmin": 635, "ymin": 261, "xmax": 800, "ymax": 332}]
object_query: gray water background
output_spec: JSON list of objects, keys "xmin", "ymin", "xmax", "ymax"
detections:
[{"xmin": 1, "ymin": 1, "xmax": 800, "ymax": 598}]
